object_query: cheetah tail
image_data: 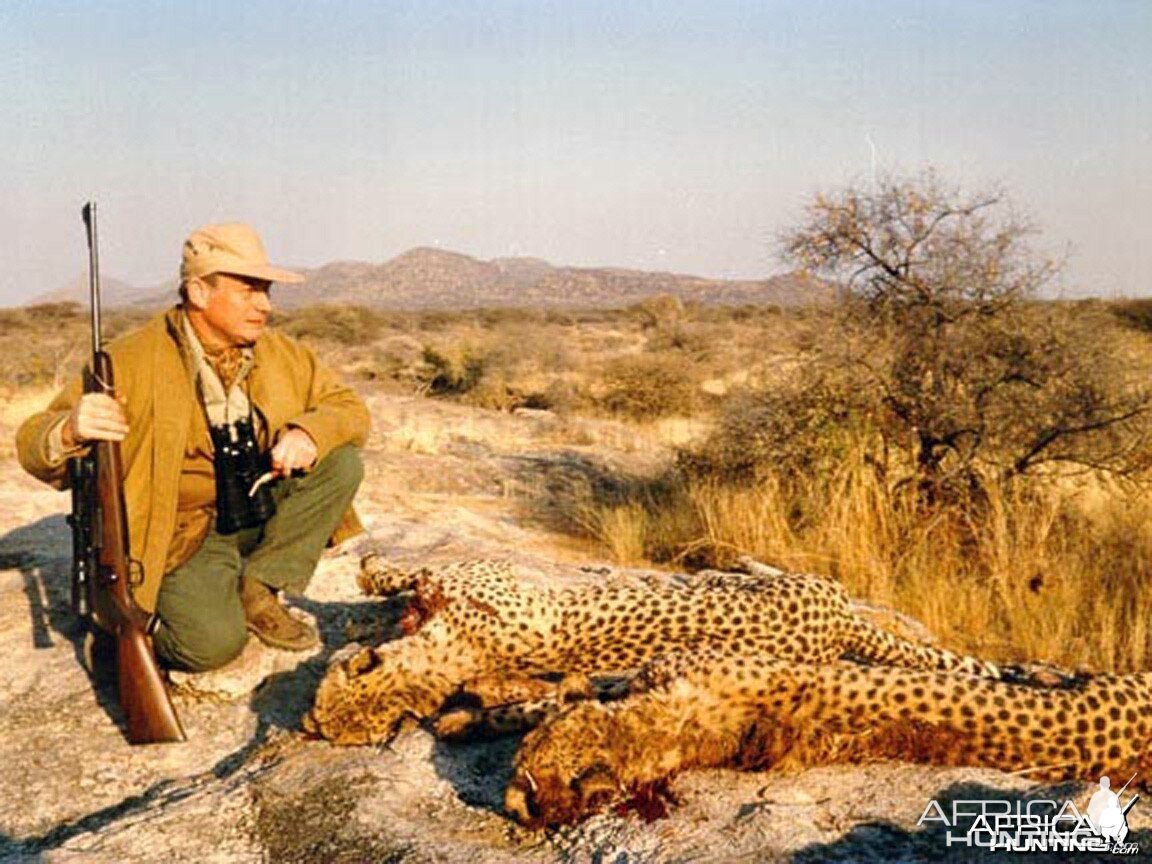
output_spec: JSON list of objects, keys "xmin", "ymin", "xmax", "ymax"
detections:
[{"xmin": 842, "ymin": 614, "xmax": 1000, "ymax": 679}]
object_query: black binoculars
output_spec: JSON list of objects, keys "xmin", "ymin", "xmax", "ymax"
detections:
[{"xmin": 210, "ymin": 418, "xmax": 276, "ymax": 534}]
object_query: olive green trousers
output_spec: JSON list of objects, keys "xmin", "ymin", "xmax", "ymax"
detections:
[{"xmin": 152, "ymin": 444, "xmax": 364, "ymax": 672}]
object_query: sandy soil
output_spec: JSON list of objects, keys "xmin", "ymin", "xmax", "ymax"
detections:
[{"xmin": 1, "ymin": 390, "xmax": 1147, "ymax": 863}]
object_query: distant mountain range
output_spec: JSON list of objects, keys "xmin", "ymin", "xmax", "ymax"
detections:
[
  {"xmin": 31, "ymin": 247, "xmax": 834, "ymax": 310},
  {"xmin": 34, "ymin": 274, "xmax": 171, "ymax": 309}
]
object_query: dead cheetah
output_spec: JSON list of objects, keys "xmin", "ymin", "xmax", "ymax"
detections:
[
  {"xmin": 505, "ymin": 647, "xmax": 1152, "ymax": 826},
  {"xmin": 304, "ymin": 556, "xmax": 997, "ymax": 745}
]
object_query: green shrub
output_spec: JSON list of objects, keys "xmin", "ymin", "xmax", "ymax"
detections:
[
  {"xmin": 595, "ymin": 354, "xmax": 699, "ymax": 421},
  {"xmin": 1111, "ymin": 298, "xmax": 1152, "ymax": 333},
  {"xmin": 418, "ymin": 347, "xmax": 486, "ymax": 396},
  {"xmin": 278, "ymin": 305, "xmax": 386, "ymax": 344}
]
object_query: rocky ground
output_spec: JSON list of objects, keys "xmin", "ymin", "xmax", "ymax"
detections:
[{"xmin": 1, "ymin": 389, "xmax": 1148, "ymax": 863}]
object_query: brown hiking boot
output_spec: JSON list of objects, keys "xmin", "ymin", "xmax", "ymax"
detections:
[{"xmin": 240, "ymin": 579, "xmax": 320, "ymax": 651}]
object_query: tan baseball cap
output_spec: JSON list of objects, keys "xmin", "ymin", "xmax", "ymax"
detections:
[{"xmin": 180, "ymin": 223, "xmax": 305, "ymax": 284}]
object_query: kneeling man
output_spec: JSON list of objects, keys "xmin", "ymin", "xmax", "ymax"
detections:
[{"xmin": 18, "ymin": 223, "xmax": 368, "ymax": 671}]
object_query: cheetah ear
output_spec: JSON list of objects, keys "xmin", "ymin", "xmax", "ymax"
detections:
[
  {"xmin": 345, "ymin": 647, "xmax": 383, "ymax": 676},
  {"xmin": 573, "ymin": 763, "xmax": 620, "ymax": 804}
]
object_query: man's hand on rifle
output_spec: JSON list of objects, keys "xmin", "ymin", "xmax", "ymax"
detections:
[{"xmin": 62, "ymin": 393, "xmax": 129, "ymax": 448}]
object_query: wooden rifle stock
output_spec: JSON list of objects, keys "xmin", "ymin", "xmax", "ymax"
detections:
[{"xmin": 78, "ymin": 202, "xmax": 185, "ymax": 744}]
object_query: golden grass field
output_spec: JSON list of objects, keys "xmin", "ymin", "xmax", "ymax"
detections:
[{"xmin": 5, "ymin": 297, "xmax": 1151, "ymax": 674}]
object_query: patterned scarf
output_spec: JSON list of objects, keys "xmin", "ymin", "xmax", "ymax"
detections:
[{"xmin": 202, "ymin": 345, "xmax": 246, "ymax": 392}]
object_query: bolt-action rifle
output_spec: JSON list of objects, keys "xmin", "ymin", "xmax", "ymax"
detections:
[{"xmin": 68, "ymin": 202, "xmax": 185, "ymax": 744}]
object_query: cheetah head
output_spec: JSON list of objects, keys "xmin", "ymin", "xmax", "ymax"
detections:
[
  {"xmin": 505, "ymin": 701, "xmax": 626, "ymax": 826},
  {"xmin": 303, "ymin": 646, "xmax": 411, "ymax": 745}
]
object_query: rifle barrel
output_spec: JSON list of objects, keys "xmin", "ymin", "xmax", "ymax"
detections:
[
  {"xmin": 82, "ymin": 201, "xmax": 101, "ymax": 355},
  {"xmin": 1116, "ymin": 771, "xmax": 1139, "ymax": 798}
]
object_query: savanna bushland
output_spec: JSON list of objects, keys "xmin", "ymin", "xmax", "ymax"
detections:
[
  {"xmin": 5, "ymin": 175, "xmax": 1151, "ymax": 678},
  {"xmin": 6, "ymin": 174, "xmax": 1152, "ymax": 862}
]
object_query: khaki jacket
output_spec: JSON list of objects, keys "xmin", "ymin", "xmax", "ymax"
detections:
[{"xmin": 17, "ymin": 306, "xmax": 369, "ymax": 612}]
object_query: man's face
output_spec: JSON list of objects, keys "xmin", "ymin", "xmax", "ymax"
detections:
[{"xmin": 191, "ymin": 272, "xmax": 273, "ymax": 347}]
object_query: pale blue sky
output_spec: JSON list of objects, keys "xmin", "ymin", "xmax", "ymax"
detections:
[{"xmin": 2, "ymin": 0, "xmax": 1149, "ymax": 304}]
